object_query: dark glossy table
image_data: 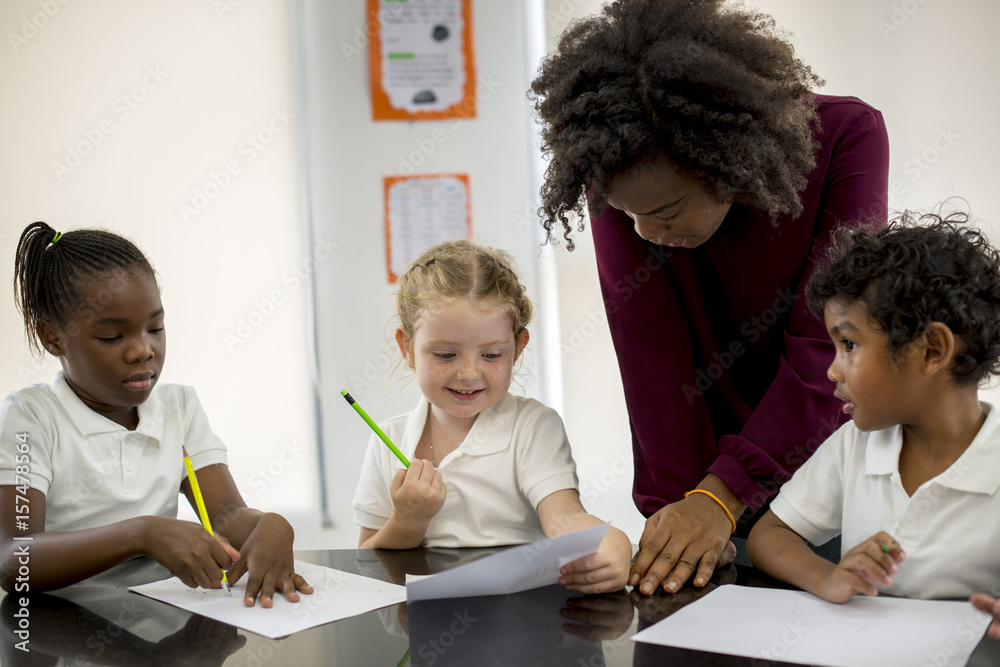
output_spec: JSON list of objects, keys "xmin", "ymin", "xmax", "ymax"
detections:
[{"xmin": 2, "ymin": 547, "xmax": 999, "ymax": 666}]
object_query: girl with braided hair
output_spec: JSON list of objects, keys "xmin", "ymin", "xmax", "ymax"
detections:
[
  {"xmin": 0, "ymin": 221, "xmax": 312, "ymax": 606},
  {"xmin": 530, "ymin": 0, "xmax": 889, "ymax": 596}
]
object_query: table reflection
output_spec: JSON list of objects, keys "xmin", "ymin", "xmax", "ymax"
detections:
[
  {"xmin": 1, "ymin": 549, "xmax": 998, "ymax": 666},
  {"xmin": 1, "ymin": 587, "xmax": 244, "ymax": 667}
]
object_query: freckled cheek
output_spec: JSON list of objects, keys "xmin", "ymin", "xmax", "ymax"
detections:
[{"xmin": 484, "ymin": 365, "xmax": 511, "ymax": 381}]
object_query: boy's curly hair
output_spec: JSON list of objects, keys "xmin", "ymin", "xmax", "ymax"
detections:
[
  {"xmin": 529, "ymin": 0, "xmax": 823, "ymax": 249},
  {"xmin": 806, "ymin": 211, "xmax": 1000, "ymax": 386}
]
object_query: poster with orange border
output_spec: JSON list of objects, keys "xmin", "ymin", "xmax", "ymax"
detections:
[
  {"xmin": 384, "ymin": 174, "xmax": 472, "ymax": 282},
  {"xmin": 367, "ymin": 0, "xmax": 476, "ymax": 121}
]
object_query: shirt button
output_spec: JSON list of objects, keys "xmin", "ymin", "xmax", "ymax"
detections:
[{"xmin": 125, "ymin": 463, "xmax": 134, "ymax": 472}]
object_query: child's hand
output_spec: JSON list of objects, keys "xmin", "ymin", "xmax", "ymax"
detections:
[
  {"xmin": 141, "ymin": 517, "xmax": 241, "ymax": 589},
  {"xmin": 970, "ymin": 593, "xmax": 1000, "ymax": 640},
  {"xmin": 816, "ymin": 531, "xmax": 904, "ymax": 603},
  {"xmin": 559, "ymin": 591, "xmax": 635, "ymax": 641},
  {"xmin": 558, "ymin": 527, "xmax": 632, "ymax": 594},
  {"xmin": 155, "ymin": 613, "xmax": 248, "ymax": 666},
  {"xmin": 227, "ymin": 513, "xmax": 313, "ymax": 608},
  {"xmin": 389, "ymin": 459, "xmax": 446, "ymax": 525}
]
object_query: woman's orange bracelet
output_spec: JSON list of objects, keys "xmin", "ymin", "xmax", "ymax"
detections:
[{"xmin": 684, "ymin": 489, "xmax": 737, "ymax": 534}]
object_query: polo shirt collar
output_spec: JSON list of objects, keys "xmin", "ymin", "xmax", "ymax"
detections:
[
  {"xmin": 935, "ymin": 402, "xmax": 1000, "ymax": 495},
  {"xmin": 864, "ymin": 402, "xmax": 1000, "ymax": 495},
  {"xmin": 405, "ymin": 393, "xmax": 516, "ymax": 459},
  {"xmin": 51, "ymin": 370, "xmax": 165, "ymax": 442},
  {"xmin": 864, "ymin": 425, "xmax": 903, "ymax": 476},
  {"xmin": 463, "ymin": 393, "xmax": 515, "ymax": 456}
]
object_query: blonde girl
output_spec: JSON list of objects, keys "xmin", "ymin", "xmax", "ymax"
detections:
[{"xmin": 352, "ymin": 240, "xmax": 631, "ymax": 594}]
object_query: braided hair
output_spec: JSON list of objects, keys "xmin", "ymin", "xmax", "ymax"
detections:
[
  {"xmin": 14, "ymin": 221, "xmax": 155, "ymax": 356},
  {"xmin": 395, "ymin": 239, "xmax": 532, "ymax": 351}
]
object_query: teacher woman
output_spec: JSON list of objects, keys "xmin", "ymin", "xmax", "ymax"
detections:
[{"xmin": 530, "ymin": 0, "xmax": 888, "ymax": 595}]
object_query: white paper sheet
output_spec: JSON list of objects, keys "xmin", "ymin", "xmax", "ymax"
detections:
[
  {"xmin": 406, "ymin": 523, "xmax": 609, "ymax": 602},
  {"xmin": 632, "ymin": 584, "xmax": 991, "ymax": 667},
  {"xmin": 129, "ymin": 559, "xmax": 406, "ymax": 639}
]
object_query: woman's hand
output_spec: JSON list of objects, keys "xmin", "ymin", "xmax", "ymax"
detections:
[
  {"xmin": 814, "ymin": 531, "xmax": 904, "ymax": 604},
  {"xmin": 226, "ymin": 512, "xmax": 313, "ymax": 607},
  {"xmin": 629, "ymin": 492, "xmax": 737, "ymax": 595},
  {"xmin": 630, "ymin": 561, "xmax": 738, "ymax": 624},
  {"xmin": 140, "ymin": 516, "xmax": 241, "ymax": 589}
]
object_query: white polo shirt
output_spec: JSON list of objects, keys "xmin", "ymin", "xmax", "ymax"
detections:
[
  {"xmin": 770, "ymin": 401, "xmax": 1000, "ymax": 599},
  {"xmin": 0, "ymin": 371, "xmax": 228, "ymax": 534},
  {"xmin": 352, "ymin": 393, "xmax": 579, "ymax": 548}
]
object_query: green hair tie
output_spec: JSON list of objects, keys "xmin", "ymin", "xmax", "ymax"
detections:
[{"xmin": 51, "ymin": 232, "xmax": 62, "ymax": 244}]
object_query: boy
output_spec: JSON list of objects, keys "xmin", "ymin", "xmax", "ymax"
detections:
[{"xmin": 747, "ymin": 212, "xmax": 1000, "ymax": 636}]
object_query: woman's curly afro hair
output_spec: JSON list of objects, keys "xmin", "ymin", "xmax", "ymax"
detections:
[
  {"xmin": 807, "ymin": 211, "xmax": 1000, "ymax": 386},
  {"xmin": 529, "ymin": 0, "xmax": 824, "ymax": 249}
]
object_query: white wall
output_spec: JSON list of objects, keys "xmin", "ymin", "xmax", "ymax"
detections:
[
  {"xmin": 0, "ymin": 0, "xmax": 322, "ymax": 544},
  {"xmin": 1, "ymin": 0, "xmax": 997, "ymax": 551}
]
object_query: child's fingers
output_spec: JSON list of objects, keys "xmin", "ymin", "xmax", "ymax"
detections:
[
  {"xmin": 970, "ymin": 593, "xmax": 1000, "ymax": 640},
  {"xmin": 850, "ymin": 562, "xmax": 890, "ymax": 590},
  {"xmin": 971, "ymin": 593, "xmax": 1000, "ymax": 612},
  {"xmin": 560, "ymin": 554, "xmax": 628, "ymax": 592},
  {"xmin": 829, "ymin": 567, "xmax": 879, "ymax": 600},
  {"xmin": 561, "ymin": 552, "xmax": 597, "ymax": 574},
  {"xmin": 845, "ymin": 550, "xmax": 895, "ymax": 590},
  {"xmin": 389, "ymin": 468, "xmax": 408, "ymax": 493},
  {"xmin": 409, "ymin": 459, "xmax": 435, "ymax": 482},
  {"xmin": 269, "ymin": 569, "xmax": 312, "ymax": 601},
  {"xmin": 871, "ymin": 531, "xmax": 905, "ymax": 562},
  {"xmin": 242, "ymin": 573, "xmax": 264, "ymax": 607},
  {"xmin": 215, "ymin": 537, "xmax": 241, "ymax": 565},
  {"xmin": 563, "ymin": 594, "xmax": 627, "ymax": 614},
  {"xmin": 292, "ymin": 572, "xmax": 314, "ymax": 594},
  {"xmin": 865, "ymin": 536, "xmax": 901, "ymax": 582},
  {"xmin": 256, "ymin": 578, "xmax": 277, "ymax": 608},
  {"xmin": 562, "ymin": 564, "xmax": 624, "ymax": 594},
  {"xmin": 970, "ymin": 592, "xmax": 990, "ymax": 610},
  {"xmin": 206, "ymin": 538, "xmax": 237, "ymax": 575},
  {"xmin": 196, "ymin": 561, "xmax": 225, "ymax": 590},
  {"xmin": 841, "ymin": 555, "xmax": 889, "ymax": 596},
  {"xmin": 177, "ymin": 571, "xmax": 200, "ymax": 588},
  {"xmin": 842, "ymin": 534, "xmax": 900, "ymax": 586},
  {"xmin": 276, "ymin": 575, "xmax": 301, "ymax": 602},
  {"xmin": 226, "ymin": 555, "xmax": 248, "ymax": 585}
]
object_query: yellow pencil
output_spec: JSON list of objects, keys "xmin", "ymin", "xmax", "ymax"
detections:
[{"xmin": 182, "ymin": 447, "xmax": 231, "ymax": 597}]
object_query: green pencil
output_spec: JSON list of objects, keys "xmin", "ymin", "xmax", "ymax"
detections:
[{"xmin": 341, "ymin": 390, "xmax": 411, "ymax": 467}]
